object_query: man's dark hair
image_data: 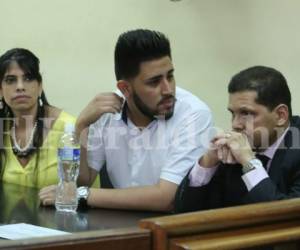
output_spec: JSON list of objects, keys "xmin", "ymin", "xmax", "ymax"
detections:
[
  {"xmin": 114, "ymin": 29, "xmax": 171, "ymax": 80},
  {"xmin": 228, "ymin": 66, "xmax": 292, "ymax": 118}
]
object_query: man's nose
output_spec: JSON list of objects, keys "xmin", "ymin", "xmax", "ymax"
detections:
[
  {"xmin": 161, "ymin": 78, "xmax": 172, "ymax": 95},
  {"xmin": 232, "ymin": 116, "xmax": 244, "ymax": 132}
]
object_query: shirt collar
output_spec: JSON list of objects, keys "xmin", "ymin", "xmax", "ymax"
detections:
[
  {"xmin": 262, "ymin": 126, "xmax": 290, "ymax": 160},
  {"xmin": 114, "ymin": 101, "xmax": 159, "ymax": 129},
  {"xmin": 114, "ymin": 102, "xmax": 128, "ymax": 125}
]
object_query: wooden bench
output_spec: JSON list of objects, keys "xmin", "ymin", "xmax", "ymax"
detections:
[
  {"xmin": 140, "ymin": 198, "xmax": 300, "ymax": 250},
  {"xmin": 0, "ymin": 227, "xmax": 151, "ymax": 250}
]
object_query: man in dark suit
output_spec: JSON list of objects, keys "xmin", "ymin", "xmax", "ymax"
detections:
[{"xmin": 175, "ymin": 66, "xmax": 300, "ymax": 213}]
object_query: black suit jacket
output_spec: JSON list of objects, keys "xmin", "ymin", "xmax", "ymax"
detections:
[{"xmin": 175, "ymin": 116, "xmax": 300, "ymax": 213}]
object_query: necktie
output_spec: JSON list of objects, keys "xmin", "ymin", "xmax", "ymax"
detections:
[{"xmin": 255, "ymin": 154, "xmax": 270, "ymax": 169}]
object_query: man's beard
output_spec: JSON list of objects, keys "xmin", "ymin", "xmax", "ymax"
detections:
[{"xmin": 132, "ymin": 90, "xmax": 175, "ymax": 121}]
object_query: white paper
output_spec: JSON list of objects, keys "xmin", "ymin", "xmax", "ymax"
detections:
[{"xmin": 0, "ymin": 223, "xmax": 70, "ymax": 240}]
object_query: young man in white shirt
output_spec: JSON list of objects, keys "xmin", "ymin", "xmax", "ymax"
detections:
[{"xmin": 40, "ymin": 29, "xmax": 212, "ymax": 211}]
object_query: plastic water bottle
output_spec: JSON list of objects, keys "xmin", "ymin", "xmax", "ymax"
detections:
[{"xmin": 55, "ymin": 123, "xmax": 80, "ymax": 212}]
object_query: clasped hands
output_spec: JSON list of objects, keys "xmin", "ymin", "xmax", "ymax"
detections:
[{"xmin": 200, "ymin": 131, "xmax": 255, "ymax": 168}]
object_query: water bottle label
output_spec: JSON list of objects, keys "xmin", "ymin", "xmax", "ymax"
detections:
[{"xmin": 58, "ymin": 148, "xmax": 80, "ymax": 161}]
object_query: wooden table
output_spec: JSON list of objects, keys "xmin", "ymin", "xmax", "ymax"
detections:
[{"xmin": 0, "ymin": 182, "xmax": 164, "ymax": 233}]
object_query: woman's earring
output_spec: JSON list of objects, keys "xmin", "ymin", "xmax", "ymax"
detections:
[
  {"xmin": 0, "ymin": 97, "xmax": 3, "ymax": 109},
  {"xmin": 39, "ymin": 96, "xmax": 43, "ymax": 107}
]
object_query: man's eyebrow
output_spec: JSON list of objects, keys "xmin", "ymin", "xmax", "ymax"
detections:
[
  {"xmin": 144, "ymin": 68, "xmax": 175, "ymax": 83},
  {"xmin": 167, "ymin": 69, "xmax": 174, "ymax": 74},
  {"xmin": 239, "ymin": 106, "xmax": 255, "ymax": 111},
  {"xmin": 227, "ymin": 106, "xmax": 255, "ymax": 113},
  {"xmin": 146, "ymin": 69, "xmax": 175, "ymax": 80},
  {"xmin": 145, "ymin": 75, "xmax": 162, "ymax": 83}
]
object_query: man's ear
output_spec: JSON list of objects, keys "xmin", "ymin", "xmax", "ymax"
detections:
[
  {"xmin": 117, "ymin": 80, "xmax": 131, "ymax": 98},
  {"xmin": 274, "ymin": 104, "xmax": 289, "ymax": 126}
]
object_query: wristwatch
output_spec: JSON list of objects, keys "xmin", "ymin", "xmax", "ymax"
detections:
[
  {"xmin": 77, "ymin": 186, "xmax": 90, "ymax": 210},
  {"xmin": 242, "ymin": 158, "xmax": 261, "ymax": 174}
]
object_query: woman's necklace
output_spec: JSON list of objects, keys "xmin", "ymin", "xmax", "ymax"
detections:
[{"xmin": 11, "ymin": 122, "xmax": 37, "ymax": 158}]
